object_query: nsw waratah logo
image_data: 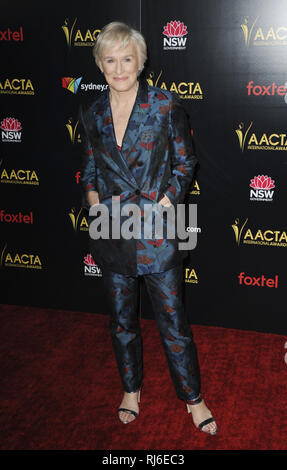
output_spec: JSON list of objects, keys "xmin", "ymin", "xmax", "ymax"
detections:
[
  {"xmin": 62, "ymin": 77, "xmax": 82, "ymax": 94},
  {"xmin": 250, "ymin": 175, "xmax": 275, "ymax": 202},
  {"xmin": 163, "ymin": 20, "xmax": 188, "ymax": 50},
  {"xmin": 1, "ymin": 117, "xmax": 22, "ymax": 143},
  {"xmin": 84, "ymin": 253, "xmax": 102, "ymax": 277}
]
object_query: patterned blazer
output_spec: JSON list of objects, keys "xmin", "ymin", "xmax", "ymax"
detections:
[{"xmin": 79, "ymin": 78, "xmax": 197, "ymax": 276}]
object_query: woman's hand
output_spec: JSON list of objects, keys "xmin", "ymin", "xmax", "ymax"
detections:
[
  {"xmin": 88, "ymin": 190, "xmax": 100, "ymax": 207},
  {"xmin": 158, "ymin": 193, "xmax": 172, "ymax": 207}
]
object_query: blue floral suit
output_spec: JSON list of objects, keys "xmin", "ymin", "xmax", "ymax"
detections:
[{"xmin": 79, "ymin": 79, "xmax": 201, "ymax": 402}]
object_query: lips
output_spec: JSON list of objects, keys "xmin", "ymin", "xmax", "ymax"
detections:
[{"xmin": 113, "ymin": 77, "xmax": 128, "ymax": 81}]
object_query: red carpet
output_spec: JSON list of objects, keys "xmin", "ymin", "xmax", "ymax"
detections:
[{"xmin": 0, "ymin": 304, "xmax": 286, "ymax": 450}]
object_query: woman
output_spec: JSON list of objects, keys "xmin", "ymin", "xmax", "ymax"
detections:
[{"xmin": 80, "ymin": 21, "xmax": 217, "ymax": 435}]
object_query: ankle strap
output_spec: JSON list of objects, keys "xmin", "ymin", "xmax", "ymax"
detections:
[{"xmin": 185, "ymin": 395, "xmax": 202, "ymax": 405}]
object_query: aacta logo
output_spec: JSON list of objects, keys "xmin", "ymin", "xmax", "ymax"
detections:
[
  {"xmin": 0, "ymin": 210, "xmax": 34, "ymax": 224},
  {"xmin": 62, "ymin": 77, "xmax": 82, "ymax": 94},
  {"xmin": 235, "ymin": 122, "xmax": 287, "ymax": 152},
  {"xmin": 189, "ymin": 180, "xmax": 200, "ymax": 196},
  {"xmin": 163, "ymin": 20, "xmax": 188, "ymax": 50},
  {"xmin": 66, "ymin": 118, "xmax": 81, "ymax": 143},
  {"xmin": 185, "ymin": 267, "xmax": 198, "ymax": 284},
  {"xmin": 84, "ymin": 254, "xmax": 102, "ymax": 277},
  {"xmin": 250, "ymin": 175, "xmax": 275, "ymax": 202},
  {"xmin": 0, "ymin": 78, "xmax": 34, "ymax": 95},
  {"xmin": 62, "ymin": 18, "xmax": 100, "ymax": 47},
  {"xmin": 1, "ymin": 117, "xmax": 22, "ymax": 143},
  {"xmin": 0, "ymin": 27, "xmax": 24, "ymax": 42},
  {"xmin": 146, "ymin": 71, "xmax": 203, "ymax": 100},
  {"xmin": 232, "ymin": 218, "xmax": 287, "ymax": 248},
  {"xmin": 241, "ymin": 16, "xmax": 287, "ymax": 47},
  {"xmin": 69, "ymin": 208, "xmax": 88, "ymax": 231},
  {"xmin": 0, "ymin": 159, "xmax": 39, "ymax": 186},
  {"xmin": 238, "ymin": 272, "xmax": 278, "ymax": 288},
  {"xmin": 0, "ymin": 243, "xmax": 42, "ymax": 270}
]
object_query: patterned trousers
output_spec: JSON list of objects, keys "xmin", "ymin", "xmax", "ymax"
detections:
[{"xmin": 101, "ymin": 263, "xmax": 201, "ymax": 403}]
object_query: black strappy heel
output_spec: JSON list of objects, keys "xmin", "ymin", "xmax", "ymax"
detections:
[
  {"xmin": 118, "ymin": 389, "xmax": 141, "ymax": 424},
  {"xmin": 186, "ymin": 396, "xmax": 218, "ymax": 435}
]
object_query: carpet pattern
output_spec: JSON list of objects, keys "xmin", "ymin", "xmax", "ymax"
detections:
[{"xmin": 0, "ymin": 304, "xmax": 286, "ymax": 450}]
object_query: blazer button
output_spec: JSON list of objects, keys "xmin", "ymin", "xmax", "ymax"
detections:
[{"xmin": 135, "ymin": 189, "xmax": 141, "ymax": 195}]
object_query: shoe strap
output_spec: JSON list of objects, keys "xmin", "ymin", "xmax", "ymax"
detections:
[
  {"xmin": 185, "ymin": 396, "xmax": 202, "ymax": 405},
  {"xmin": 198, "ymin": 417, "xmax": 216, "ymax": 430},
  {"xmin": 118, "ymin": 408, "xmax": 138, "ymax": 418}
]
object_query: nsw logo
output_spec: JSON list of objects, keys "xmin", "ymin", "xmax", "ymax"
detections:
[
  {"xmin": 84, "ymin": 253, "xmax": 102, "ymax": 276},
  {"xmin": 163, "ymin": 20, "xmax": 188, "ymax": 50},
  {"xmin": 1, "ymin": 117, "xmax": 22, "ymax": 143},
  {"xmin": 249, "ymin": 175, "xmax": 275, "ymax": 202}
]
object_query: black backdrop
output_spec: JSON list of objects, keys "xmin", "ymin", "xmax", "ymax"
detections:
[{"xmin": 1, "ymin": 0, "xmax": 287, "ymax": 334}]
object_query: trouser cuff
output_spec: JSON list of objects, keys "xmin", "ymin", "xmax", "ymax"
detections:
[{"xmin": 184, "ymin": 394, "xmax": 202, "ymax": 405}]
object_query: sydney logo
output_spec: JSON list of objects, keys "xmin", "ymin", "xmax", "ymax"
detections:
[{"xmin": 62, "ymin": 77, "xmax": 82, "ymax": 94}]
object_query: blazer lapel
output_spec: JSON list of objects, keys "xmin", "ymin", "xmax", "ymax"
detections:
[
  {"xmin": 92, "ymin": 79, "xmax": 153, "ymax": 188},
  {"xmin": 98, "ymin": 92, "xmax": 138, "ymax": 186},
  {"xmin": 120, "ymin": 79, "xmax": 151, "ymax": 162}
]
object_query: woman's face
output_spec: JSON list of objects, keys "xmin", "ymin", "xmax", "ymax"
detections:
[{"xmin": 99, "ymin": 40, "xmax": 140, "ymax": 93}]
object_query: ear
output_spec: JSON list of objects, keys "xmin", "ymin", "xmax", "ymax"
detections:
[
  {"xmin": 137, "ymin": 64, "xmax": 144, "ymax": 77},
  {"xmin": 98, "ymin": 59, "xmax": 104, "ymax": 73}
]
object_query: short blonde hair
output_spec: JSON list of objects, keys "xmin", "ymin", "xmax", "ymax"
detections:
[{"xmin": 93, "ymin": 21, "xmax": 147, "ymax": 73}]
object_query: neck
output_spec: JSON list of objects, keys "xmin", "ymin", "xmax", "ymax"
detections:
[{"xmin": 109, "ymin": 80, "xmax": 139, "ymax": 106}]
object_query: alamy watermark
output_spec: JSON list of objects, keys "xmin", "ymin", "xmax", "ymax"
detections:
[{"xmin": 89, "ymin": 196, "xmax": 200, "ymax": 250}]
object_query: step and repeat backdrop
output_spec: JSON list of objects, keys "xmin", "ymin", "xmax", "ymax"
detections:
[{"xmin": 1, "ymin": 0, "xmax": 287, "ymax": 334}]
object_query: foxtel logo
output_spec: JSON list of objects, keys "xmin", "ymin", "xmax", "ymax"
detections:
[
  {"xmin": 246, "ymin": 81, "xmax": 287, "ymax": 96},
  {"xmin": 75, "ymin": 171, "xmax": 81, "ymax": 184},
  {"xmin": 238, "ymin": 272, "xmax": 278, "ymax": 288},
  {"xmin": 0, "ymin": 27, "xmax": 24, "ymax": 42},
  {"xmin": 0, "ymin": 210, "xmax": 34, "ymax": 224}
]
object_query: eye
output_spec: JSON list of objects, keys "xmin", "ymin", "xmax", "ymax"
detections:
[
  {"xmin": 124, "ymin": 57, "xmax": 132, "ymax": 62},
  {"xmin": 106, "ymin": 59, "xmax": 114, "ymax": 63}
]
